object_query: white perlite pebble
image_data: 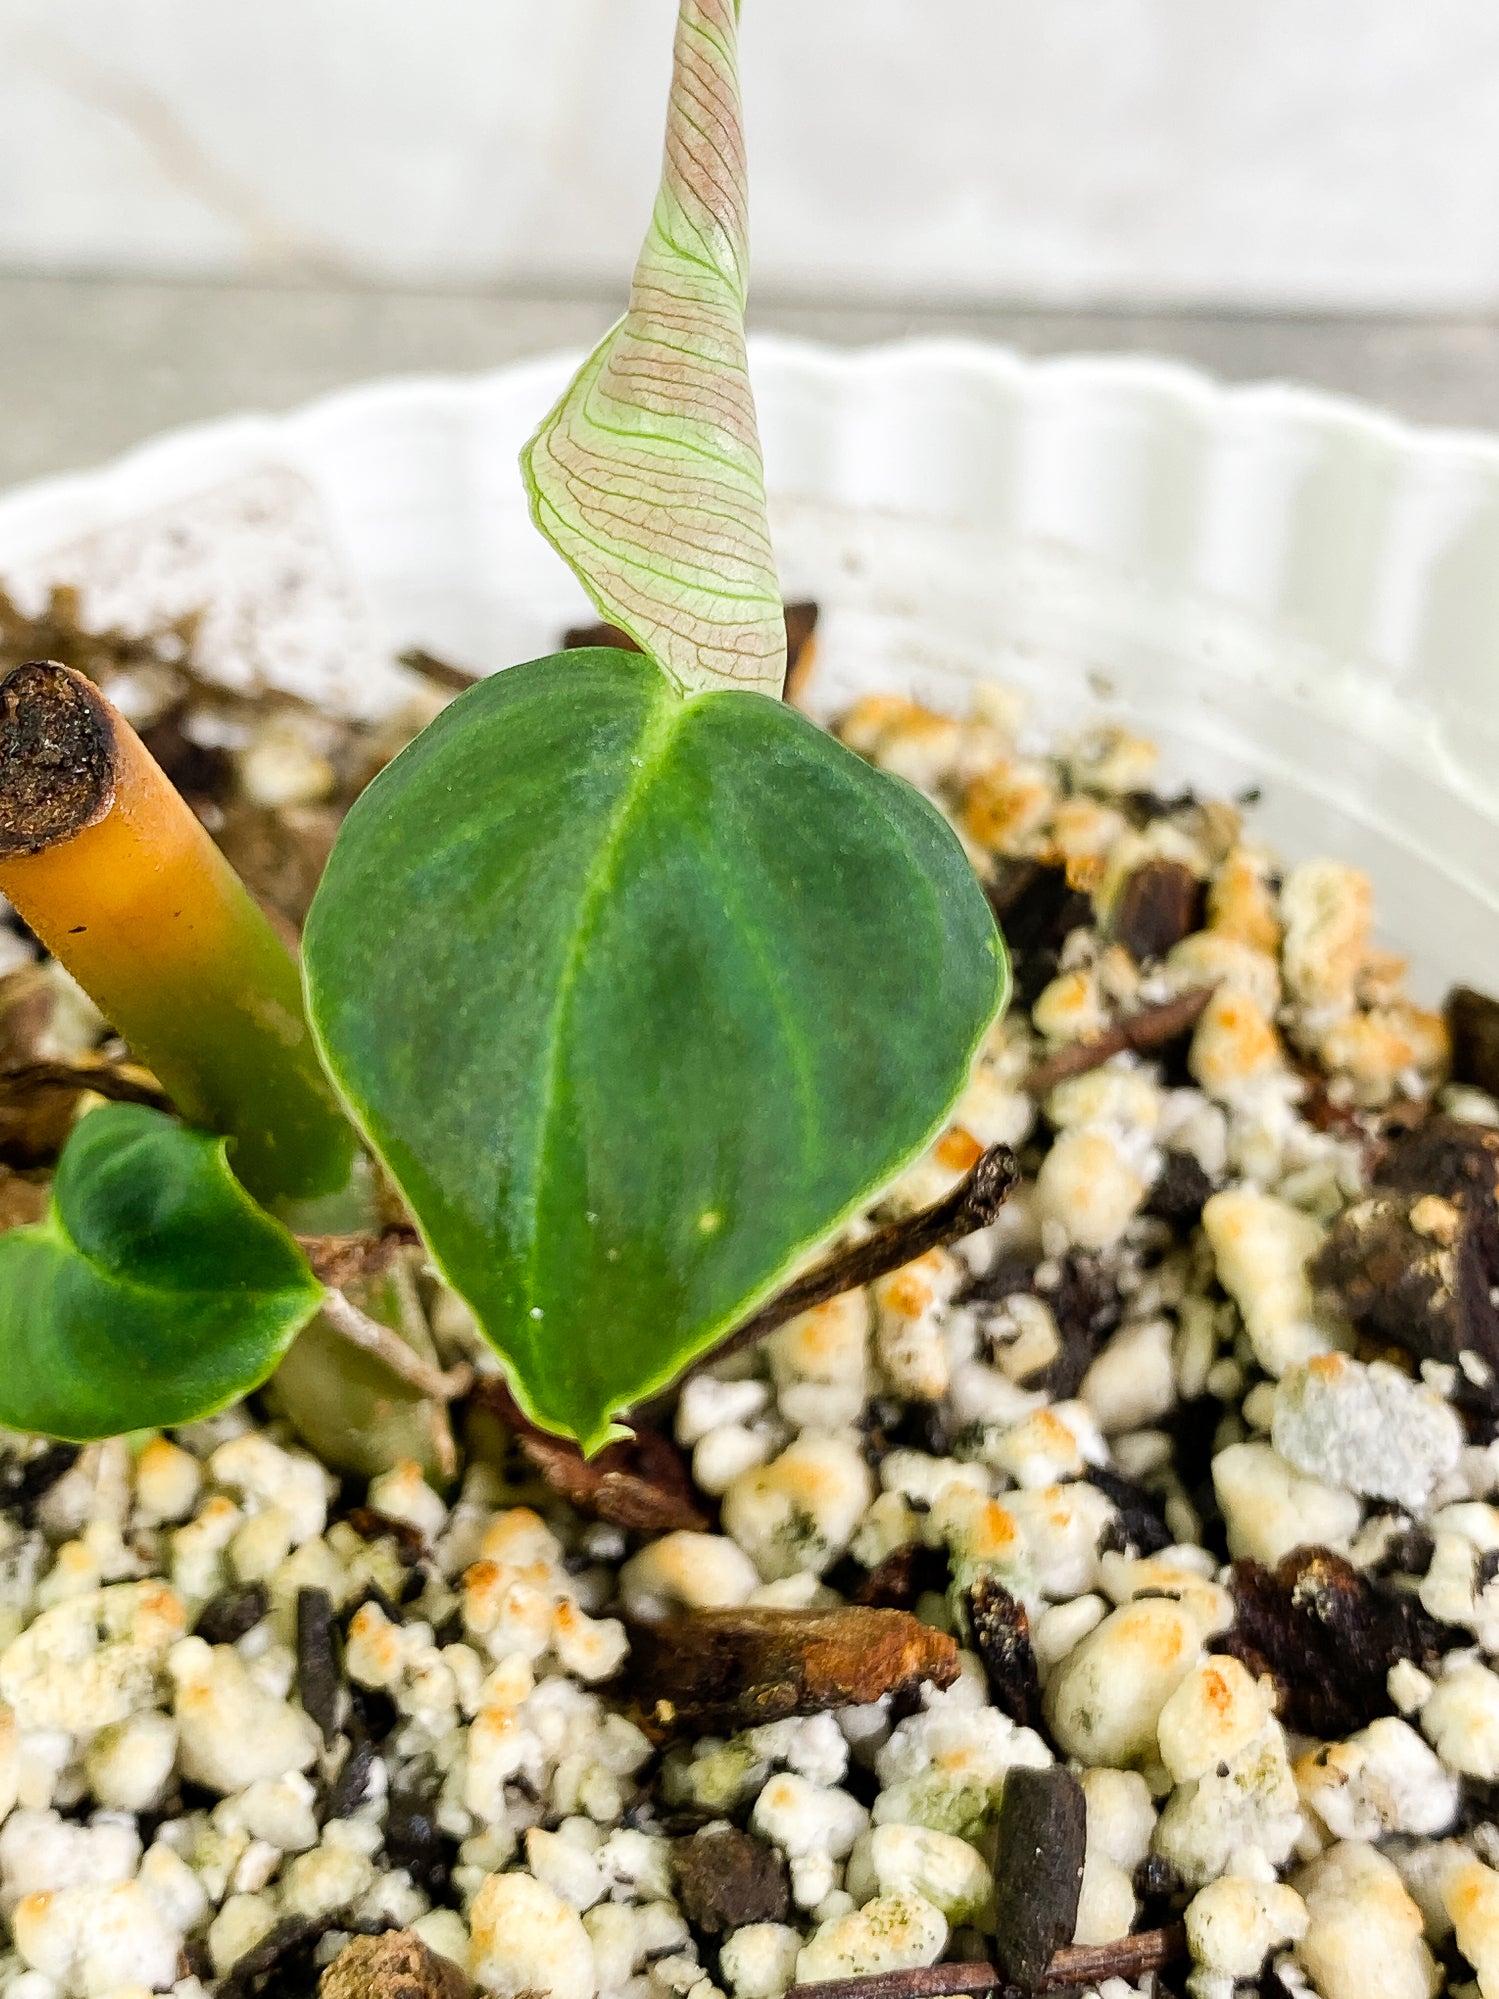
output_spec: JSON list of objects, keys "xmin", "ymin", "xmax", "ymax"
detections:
[
  {"xmin": 139, "ymin": 1840, "xmax": 209, "ymax": 1934},
  {"xmin": 619, "ymin": 1533, "xmax": 759, "ymax": 1618},
  {"xmin": 1281, "ymin": 860, "xmax": 1371, "ymax": 1011},
  {"xmin": 1082, "ymin": 1767, "xmax": 1156, "ymax": 1871},
  {"xmin": 1035, "ymin": 1129, "xmax": 1146, "ymax": 1252},
  {"xmin": 1045, "ymin": 1598, "xmax": 1203, "ymax": 1767},
  {"xmin": 1138, "ymin": 1645, "xmax": 1290, "ymax": 1870},
  {"xmin": 208, "ymin": 1433, "xmax": 331, "ymax": 1546},
  {"xmin": 694, "ymin": 1424, "xmax": 773, "ymax": 1497},
  {"xmin": 1201, "ymin": 1190, "xmax": 1331, "ymax": 1378},
  {"xmin": 0, "ymin": 1582, "xmax": 186, "ymax": 1733},
  {"xmin": 769, "ymin": 1291, "xmax": 871, "ymax": 1432},
  {"xmin": 1296, "ymin": 1717, "xmax": 1459, "ymax": 1842},
  {"xmin": 722, "ymin": 1436, "xmax": 873, "ymax": 1581},
  {"xmin": 208, "ymin": 1893, "xmax": 278, "ymax": 1977},
  {"xmin": 1295, "ymin": 1840, "xmax": 1439, "ymax": 1999},
  {"xmin": 875, "ymin": 1252, "xmax": 963, "ymax": 1400},
  {"xmin": 280, "ymin": 1828, "xmax": 378, "ymax": 1920},
  {"xmin": 584, "ymin": 1901, "xmax": 688, "ymax": 1990},
  {"xmin": 1075, "ymin": 1768, "xmax": 1154, "ymax": 1948},
  {"xmin": 84, "ymin": 1711, "xmax": 177, "ymax": 1812},
  {"xmin": 747, "ymin": 1715, "xmax": 849, "ymax": 1789},
  {"xmin": 1185, "ymin": 1871, "xmax": 1308, "ymax": 1983},
  {"xmin": 1271, "ymin": 1355, "xmax": 1464, "ymax": 1512},
  {"xmin": 752, "ymin": 1773, "xmax": 869, "ymax": 1862},
  {"xmin": 470, "ymin": 1870, "xmax": 598, "ymax": 1999},
  {"xmin": 1443, "ymin": 1853, "xmax": 1499, "ymax": 1998},
  {"xmin": 1081, "ymin": 1317, "xmax": 1177, "ymax": 1434},
  {"xmin": 795, "ymin": 1892, "xmax": 948, "ymax": 1983},
  {"xmin": 133, "ymin": 1439, "xmax": 202, "ymax": 1525},
  {"xmin": 1420, "ymin": 1505, "xmax": 1499, "ymax": 1648},
  {"xmin": 167, "ymin": 1636, "xmax": 320, "ymax": 1793},
  {"xmin": 0, "ymin": 1808, "xmax": 140, "ymax": 1903},
  {"xmin": 720, "ymin": 1924, "xmax": 802, "ymax": 1999},
  {"xmin": 860, "ymin": 1824, "xmax": 992, "ymax": 1925},
  {"xmin": 1211, "ymin": 1441, "xmax": 1362, "ymax": 1567},
  {"xmin": 12, "ymin": 1879, "xmax": 182, "ymax": 1995},
  {"xmin": 367, "ymin": 1458, "xmax": 448, "ymax": 1542},
  {"xmin": 527, "ymin": 1827, "xmax": 606, "ymax": 1913},
  {"xmin": 1157, "ymin": 1657, "xmax": 1275, "ymax": 1784},
  {"xmin": 676, "ymin": 1375, "xmax": 772, "ymax": 1448},
  {"xmin": 1422, "ymin": 1660, "xmax": 1499, "ymax": 1780},
  {"xmin": 216, "ymin": 1772, "xmax": 320, "ymax": 1852},
  {"xmin": 412, "ymin": 1908, "xmax": 473, "ymax": 1974}
]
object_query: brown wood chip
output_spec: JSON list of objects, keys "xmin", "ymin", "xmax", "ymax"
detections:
[
  {"xmin": 674, "ymin": 1824, "xmax": 790, "ymax": 1935},
  {"xmin": 965, "ymin": 1574, "xmax": 1040, "ymax": 1729},
  {"xmin": 1025, "ymin": 984, "xmax": 1216, "ymax": 1095},
  {"xmin": 627, "ymin": 1605, "xmax": 960, "ymax": 1730},
  {"xmin": 1313, "ymin": 1116, "xmax": 1499, "ymax": 1392},
  {"xmin": 1449, "ymin": 985, "xmax": 1499, "ymax": 1097},
  {"xmin": 473, "ymin": 1378, "xmax": 708, "ymax": 1534},
  {"xmin": 214, "ymin": 798, "xmax": 343, "ymax": 933},
  {"xmin": 852, "ymin": 1541, "xmax": 949, "ymax": 1612},
  {"xmin": 320, "ymin": 1928, "xmax": 475, "ymax": 1999},
  {"xmin": 1110, "ymin": 858, "xmax": 1204, "ymax": 964},
  {"xmin": 343, "ymin": 1505, "xmax": 428, "ymax": 1564},
  {"xmin": 782, "ymin": 601, "xmax": 821, "ymax": 705},
  {"xmin": 0, "ymin": 964, "xmax": 56, "ymax": 1068},
  {"xmin": 991, "ymin": 1765, "xmax": 1087, "ymax": 1989},
  {"xmin": 0, "ymin": 1169, "xmax": 47, "ymax": 1232},
  {"xmin": 1221, "ymin": 1544, "xmax": 1465, "ymax": 1738}
]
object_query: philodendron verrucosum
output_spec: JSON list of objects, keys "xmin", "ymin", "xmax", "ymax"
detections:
[{"xmin": 0, "ymin": 0, "xmax": 1007, "ymax": 1451}]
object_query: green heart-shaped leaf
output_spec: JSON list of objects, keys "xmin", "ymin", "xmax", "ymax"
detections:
[
  {"xmin": 304, "ymin": 648, "xmax": 1006, "ymax": 1451},
  {"xmin": 0, "ymin": 1102, "xmax": 323, "ymax": 1439}
]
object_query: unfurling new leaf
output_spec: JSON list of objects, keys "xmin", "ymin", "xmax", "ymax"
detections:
[
  {"xmin": 522, "ymin": 0, "xmax": 786, "ymax": 697},
  {"xmin": 0, "ymin": 1104, "xmax": 323, "ymax": 1439}
]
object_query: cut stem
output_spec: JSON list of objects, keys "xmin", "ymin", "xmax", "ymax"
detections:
[{"xmin": 0, "ymin": 661, "xmax": 354, "ymax": 1206}]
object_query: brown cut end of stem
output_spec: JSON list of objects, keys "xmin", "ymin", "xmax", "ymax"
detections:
[{"xmin": 0, "ymin": 661, "xmax": 116, "ymax": 858}]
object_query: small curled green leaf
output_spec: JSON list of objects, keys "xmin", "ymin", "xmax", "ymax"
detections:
[
  {"xmin": 0, "ymin": 1102, "xmax": 323, "ymax": 1440},
  {"xmin": 522, "ymin": 0, "xmax": 786, "ymax": 699}
]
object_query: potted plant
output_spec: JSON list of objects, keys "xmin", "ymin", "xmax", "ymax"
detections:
[{"xmin": 0, "ymin": 0, "xmax": 1007, "ymax": 1466}]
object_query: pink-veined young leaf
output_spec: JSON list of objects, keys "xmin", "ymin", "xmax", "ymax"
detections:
[{"xmin": 521, "ymin": 0, "xmax": 786, "ymax": 699}]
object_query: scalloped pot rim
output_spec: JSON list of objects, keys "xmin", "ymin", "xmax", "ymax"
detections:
[{"xmin": 0, "ymin": 334, "xmax": 1494, "ymax": 998}]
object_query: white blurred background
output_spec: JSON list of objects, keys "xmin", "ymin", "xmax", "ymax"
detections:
[
  {"xmin": 4, "ymin": 0, "xmax": 1499, "ymax": 309},
  {"xmin": 6, "ymin": 0, "xmax": 1499, "ymax": 489}
]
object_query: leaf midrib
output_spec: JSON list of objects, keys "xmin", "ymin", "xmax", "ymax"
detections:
[{"xmin": 520, "ymin": 681, "xmax": 687, "ymax": 1333}]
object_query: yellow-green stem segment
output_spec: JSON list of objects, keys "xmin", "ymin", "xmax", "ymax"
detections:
[{"xmin": 0, "ymin": 660, "xmax": 355, "ymax": 1206}]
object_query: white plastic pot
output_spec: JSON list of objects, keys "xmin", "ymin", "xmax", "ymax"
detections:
[{"xmin": 0, "ymin": 336, "xmax": 1495, "ymax": 997}]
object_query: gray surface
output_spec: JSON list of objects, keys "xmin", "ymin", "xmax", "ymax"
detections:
[{"xmin": 5, "ymin": 273, "xmax": 1499, "ymax": 490}]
